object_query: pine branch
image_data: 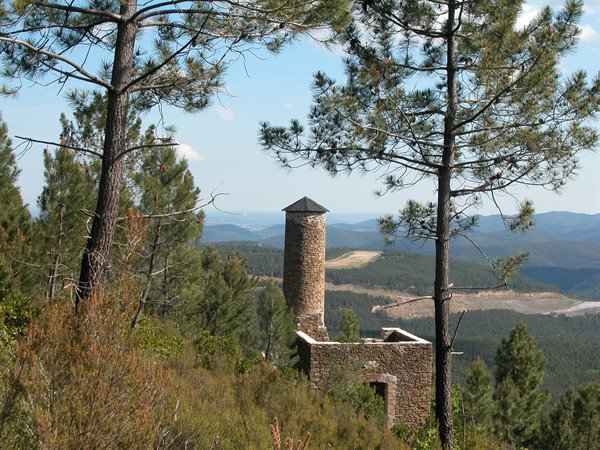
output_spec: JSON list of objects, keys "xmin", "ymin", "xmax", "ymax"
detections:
[
  {"xmin": 0, "ymin": 36, "xmax": 113, "ymax": 90},
  {"xmin": 14, "ymin": 136, "xmax": 103, "ymax": 158}
]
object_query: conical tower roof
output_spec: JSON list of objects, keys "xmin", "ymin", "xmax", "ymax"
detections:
[{"xmin": 282, "ymin": 196, "xmax": 328, "ymax": 213}]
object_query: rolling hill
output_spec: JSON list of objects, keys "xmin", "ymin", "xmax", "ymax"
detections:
[{"xmin": 201, "ymin": 211, "xmax": 600, "ymax": 299}]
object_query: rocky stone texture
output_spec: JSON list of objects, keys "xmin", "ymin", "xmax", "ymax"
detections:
[
  {"xmin": 283, "ymin": 211, "xmax": 328, "ymax": 340},
  {"xmin": 282, "ymin": 198, "xmax": 432, "ymax": 429},
  {"xmin": 297, "ymin": 330, "xmax": 432, "ymax": 429}
]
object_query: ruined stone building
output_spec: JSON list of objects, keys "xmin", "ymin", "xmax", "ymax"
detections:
[{"xmin": 282, "ymin": 196, "xmax": 433, "ymax": 429}]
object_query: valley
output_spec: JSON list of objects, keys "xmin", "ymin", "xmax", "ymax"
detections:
[
  {"xmin": 261, "ymin": 275, "xmax": 598, "ymax": 318},
  {"xmin": 205, "ymin": 210, "xmax": 600, "ymax": 300}
]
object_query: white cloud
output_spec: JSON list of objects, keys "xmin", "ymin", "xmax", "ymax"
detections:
[
  {"xmin": 284, "ymin": 102, "xmax": 293, "ymax": 111},
  {"xmin": 579, "ymin": 23, "xmax": 600, "ymax": 42},
  {"xmin": 583, "ymin": 4, "xmax": 597, "ymax": 15},
  {"xmin": 176, "ymin": 143, "xmax": 203, "ymax": 161},
  {"xmin": 516, "ymin": 3, "xmax": 541, "ymax": 29},
  {"xmin": 217, "ymin": 105, "xmax": 235, "ymax": 121}
]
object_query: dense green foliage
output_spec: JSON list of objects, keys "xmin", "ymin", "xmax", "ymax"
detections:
[
  {"xmin": 335, "ymin": 309, "xmax": 362, "ymax": 343},
  {"xmin": 0, "ymin": 260, "xmax": 31, "ymax": 346},
  {"xmin": 457, "ymin": 323, "xmax": 600, "ymax": 450},
  {"xmin": 209, "ymin": 243, "xmax": 555, "ymax": 294},
  {"xmin": 324, "ymin": 290, "xmax": 600, "ymax": 396},
  {"xmin": 255, "ymin": 283, "xmax": 297, "ymax": 366},
  {"xmin": 326, "ymin": 251, "xmax": 553, "ymax": 295},
  {"xmin": 522, "ymin": 266, "xmax": 600, "ymax": 299},
  {"xmin": 30, "ymin": 143, "xmax": 96, "ymax": 298},
  {"xmin": 0, "ymin": 115, "xmax": 30, "ymax": 263},
  {"xmin": 211, "ymin": 242, "xmax": 285, "ymax": 277},
  {"xmin": 493, "ymin": 322, "xmax": 550, "ymax": 447},
  {"xmin": 463, "ymin": 358, "xmax": 494, "ymax": 434},
  {"xmin": 180, "ymin": 246, "xmax": 257, "ymax": 345},
  {"xmin": 538, "ymin": 382, "xmax": 600, "ymax": 449},
  {"xmin": 130, "ymin": 135, "xmax": 204, "ymax": 324}
]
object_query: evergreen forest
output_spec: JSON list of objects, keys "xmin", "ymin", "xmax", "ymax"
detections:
[{"xmin": 0, "ymin": 0, "xmax": 599, "ymax": 448}]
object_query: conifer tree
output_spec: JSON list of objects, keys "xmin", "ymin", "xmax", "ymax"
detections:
[
  {"xmin": 0, "ymin": 0, "xmax": 351, "ymax": 307},
  {"xmin": 463, "ymin": 357, "xmax": 493, "ymax": 433},
  {"xmin": 335, "ymin": 309, "xmax": 361, "ymax": 343},
  {"xmin": 130, "ymin": 129, "xmax": 204, "ymax": 328},
  {"xmin": 255, "ymin": 282, "xmax": 297, "ymax": 366},
  {"xmin": 0, "ymin": 114, "xmax": 30, "ymax": 262},
  {"xmin": 493, "ymin": 321, "xmax": 549, "ymax": 446},
  {"xmin": 182, "ymin": 247, "xmax": 257, "ymax": 345},
  {"xmin": 538, "ymin": 382, "xmax": 600, "ymax": 450},
  {"xmin": 34, "ymin": 128, "xmax": 96, "ymax": 299},
  {"xmin": 260, "ymin": 1, "xmax": 599, "ymax": 445}
]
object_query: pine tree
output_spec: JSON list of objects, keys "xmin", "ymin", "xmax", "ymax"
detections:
[
  {"xmin": 493, "ymin": 321, "xmax": 549, "ymax": 446},
  {"xmin": 0, "ymin": 114, "xmax": 30, "ymax": 261},
  {"xmin": 182, "ymin": 247, "xmax": 257, "ymax": 346},
  {"xmin": 539, "ymin": 382, "xmax": 600, "ymax": 450},
  {"xmin": 128, "ymin": 128, "xmax": 204, "ymax": 327},
  {"xmin": 34, "ymin": 131, "xmax": 96, "ymax": 299},
  {"xmin": 335, "ymin": 309, "xmax": 361, "ymax": 343},
  {"xmin": 463, "ymin": 357, "xmax": 493, "ymax": 433},
  {"xmin": 255, "ymin": 282, "xmax": 297, "ymax": 366},
  {"xmin": 0, "ymin": 0, "xmax": 351, "ymax": 306},
  {"xmin": 260, "ymin": 1, "xmax": 599, "ymax": 445}
]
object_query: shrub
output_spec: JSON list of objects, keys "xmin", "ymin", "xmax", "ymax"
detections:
[{"xmin": 0, "ymin": 294, "xmax": 168, "ymax": 448}]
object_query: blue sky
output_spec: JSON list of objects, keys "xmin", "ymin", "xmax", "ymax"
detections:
[{"xmin": 1, "ymin": 1, "xmax": 599, "ymax": 216}]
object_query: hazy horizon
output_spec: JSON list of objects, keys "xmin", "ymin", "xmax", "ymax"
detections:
[{"xmin": 3, "ymin": 1, "xmax": 599, "ymax": 216}]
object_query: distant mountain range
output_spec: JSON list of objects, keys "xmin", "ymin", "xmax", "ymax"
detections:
[{"xmin": 200, "ymin": 211, "xmax": 600, "ymax": 300}]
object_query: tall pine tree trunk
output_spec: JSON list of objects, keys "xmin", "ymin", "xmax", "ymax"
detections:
[
  {"xmin": 435, "ymin": 167, "xmax": 454, "ymax": 448},
  {"xmin": 435, "ymin": 1, "xmax": 457, "ymax": 447},
  {"xmin": 76, "ymin": 1, "xmax": 138, "ymax": 308}
]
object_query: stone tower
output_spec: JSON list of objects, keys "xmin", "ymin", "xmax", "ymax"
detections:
[
  {"xmin": 282, "ymin": 196, "xmax": 329, "ymax": 341},
  {"xmin": 282, "ymin": 196, "xmax": 433, "ymax": 430}
]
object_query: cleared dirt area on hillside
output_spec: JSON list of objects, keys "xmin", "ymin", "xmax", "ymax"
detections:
[
  {"xmin": 372, "ymin": 290, "xmax": 600, "ymax": 319},
  {"xmin": 325, "ymin": 251, "xmax": 382, "ymax": 269},
  {"xmin": 258, "ymin": 279, "xmax": 600, "ymax": 319},
  {"xmin": 326, "ymin": 283, "xmax": 598, "ymax": 318}
]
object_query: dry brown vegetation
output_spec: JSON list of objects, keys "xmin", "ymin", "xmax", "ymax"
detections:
[{"xmin": 0, "ymin": 293, "xmax": 405, "ymax": 449}]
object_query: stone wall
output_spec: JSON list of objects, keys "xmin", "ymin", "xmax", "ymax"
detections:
[
  {"xmin": 283, "ymin": 212, "xmax": 328, "ymax": 340},
  {"xmin": 297, "ymin": 330, "xmax": 433, "ymax": 429}
]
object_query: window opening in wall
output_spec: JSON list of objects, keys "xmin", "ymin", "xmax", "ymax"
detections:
[{"xmin": 369, "ymin": 381, "xmax": 387, "ymax": 403}]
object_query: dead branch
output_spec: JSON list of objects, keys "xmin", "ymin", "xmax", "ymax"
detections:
[
  {"xmin": 379, "ymin": 296, "xmax": 434, "ymax": 310},
  {"xmin": 450, "ymin": 310, "xmax": 466, "ymax": 351}
]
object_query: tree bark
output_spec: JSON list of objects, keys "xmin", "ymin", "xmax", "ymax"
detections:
[
  {"xmin": 435, "ymin": 1, "xmax": 457, "ymax": 448},
  {"xmin": 76, "ymin": 1, "xmax": 138, "ymax": 309}
]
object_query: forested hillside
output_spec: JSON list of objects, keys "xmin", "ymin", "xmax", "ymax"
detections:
[
  {"xmin": 324, "ymin": 291, "xmax": 600, "ymax": 396},
  {"xmin": 1, "ymin": 0, "xmax": 599, "ymax": 448},
  {"xmin": 210, "ymin": 242, "xmax": 555, "ymax": 294},
  {"xmin": 202, "ymin": 213, "xmax": 600, "ymax": 299}
]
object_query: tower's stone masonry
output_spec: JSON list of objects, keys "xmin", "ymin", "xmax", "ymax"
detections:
[
  {"xmin": 296, "ymin": 329, "xmax": 433, "ymax": 429},
  {"xmin": 282, "ymin": 196, "xmax": 432, "ymax": 429},
  {"xmin": 283, "ymin": 199, "xmax": 329, "ymax": 341}
]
